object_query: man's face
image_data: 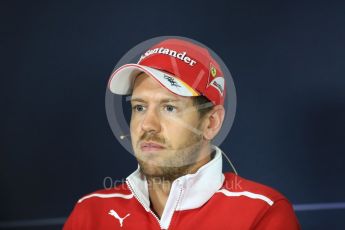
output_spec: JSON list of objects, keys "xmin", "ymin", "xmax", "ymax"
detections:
[{"xmin": 130, "ymin": 73, "xmax": 207, "ymax": 181}]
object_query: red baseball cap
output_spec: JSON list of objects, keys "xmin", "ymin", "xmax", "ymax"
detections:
[{"xmin": 108, "ymin": 38, "xmax": 226, "ymax": 105}]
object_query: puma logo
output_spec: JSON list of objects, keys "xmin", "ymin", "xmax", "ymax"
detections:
[{"xmin": 108, "ymin": 209, "xmax": 130, "ymax": 227}]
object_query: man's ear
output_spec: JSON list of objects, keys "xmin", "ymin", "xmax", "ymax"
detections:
[{"xmin": 203, "ymin": 105, "xmax": 225, "ymax": 140}]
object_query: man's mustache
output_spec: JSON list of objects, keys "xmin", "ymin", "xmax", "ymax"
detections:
[{"xmin": 139, "ymin": 132, "xmax": 166, "ymax": 145}]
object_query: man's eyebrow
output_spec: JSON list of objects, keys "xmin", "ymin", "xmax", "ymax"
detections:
[
  {"xmin": 130, "ymin": 97, "xmax": 181, "ymax": 103},
  {"xmin": 130, "ymin": 98, "xmax": 145, "ymax": 103},
  {"xmin": 160, "ymin": 98, "xmax": 181, "ymax": 103}
]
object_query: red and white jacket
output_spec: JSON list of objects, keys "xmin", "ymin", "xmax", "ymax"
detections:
[{"xmin": 64, "ymin": 146, "xmax": 301, "ymax": 229}]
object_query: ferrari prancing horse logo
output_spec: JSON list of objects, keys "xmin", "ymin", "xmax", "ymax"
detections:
[{"xmin": 210, "ymin": 64, "xmax": 217, "ymax": 77}]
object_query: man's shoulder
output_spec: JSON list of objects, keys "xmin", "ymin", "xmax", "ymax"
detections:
[
  {"xmin": 218, "ymin": 173, "xmax": 300, "ymax": 229},
  {"xmin": 76, "ymin": 182, "xmax": 133, "ymax": 206},
  {"xmin": 64, "ymin": 182, "xmax": 143, "ymax": 229},
  {"xmin": 220, "ymin": 172, "xmax": 289, "ymax": 205}
]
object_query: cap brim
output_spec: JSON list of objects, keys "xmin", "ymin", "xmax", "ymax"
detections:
[{"xmin": 108, "ymin": 64, "xmax": 200, "ymax": 97}]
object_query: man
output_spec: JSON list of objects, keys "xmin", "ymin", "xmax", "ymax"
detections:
[{"xmin": 63, "ymin": 38, "xmax": 300, "ymax": 229}]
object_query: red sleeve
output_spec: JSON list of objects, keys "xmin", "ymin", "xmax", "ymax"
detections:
[
  {"xmin": 254, "ymin": 199, "xmax": 301, "ymax": 230},
  {"xmin": 63, "ymin": 202, "xmax": 90, "ymax": 230}
]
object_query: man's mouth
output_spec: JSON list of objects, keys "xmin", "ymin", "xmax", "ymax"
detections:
[{"xmin": 140, "ymin": 142, "xmax": 165, "ymax": 151}]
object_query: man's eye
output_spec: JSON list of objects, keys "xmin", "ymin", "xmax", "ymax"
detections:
[
  {"xmin": 132, "ymin": 105, "xmax": 145, "ymax": 112},
  {"xmin": 164, "ymin": 105, "xmax": 177, "ymax": 112}
]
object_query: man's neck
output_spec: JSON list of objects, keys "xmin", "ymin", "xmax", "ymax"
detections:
[
  {"xmin": 147, "ymin": 178, "xmax": 172, "ymax": 218},
  {"xmin": 147, "ymin": 147, "xmax": 216, "ymax": 218}
]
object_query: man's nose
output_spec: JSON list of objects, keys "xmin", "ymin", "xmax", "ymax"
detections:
[{"xmin": 141, "ymin": 107, "xmax": 161, "ymax": 133}]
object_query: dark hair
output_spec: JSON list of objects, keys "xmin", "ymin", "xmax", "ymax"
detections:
[{"xmin": 192, "ymin": 95, "xmax": 214, "ymax": 118}]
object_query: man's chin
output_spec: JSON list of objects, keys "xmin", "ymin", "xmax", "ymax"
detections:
[
  {"xmin": 139, "ymin": 164, "xmax": 164, "ymax": 178},
  {"xmin": 138, "ymin": 161, "xmax": 195, "ymax": 182}
]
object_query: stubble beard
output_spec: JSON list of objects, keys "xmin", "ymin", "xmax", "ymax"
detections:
[{"xmin": 135, "ymin": 128, "xmax": 205, "ymax": 183}]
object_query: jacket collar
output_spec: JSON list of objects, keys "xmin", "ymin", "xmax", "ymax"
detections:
[{"xmin": 126, "ymin": 145, "xmax": 224, "ymax": 211}]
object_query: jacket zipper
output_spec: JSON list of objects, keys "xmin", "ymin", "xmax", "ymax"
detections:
[
  {"xmin": 168, "ymin": 186, "xmax": 184, "ymax": 230},
  {"xmin": 126, "ymin": 180, "xmax": 163, "ymax": 229}
]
